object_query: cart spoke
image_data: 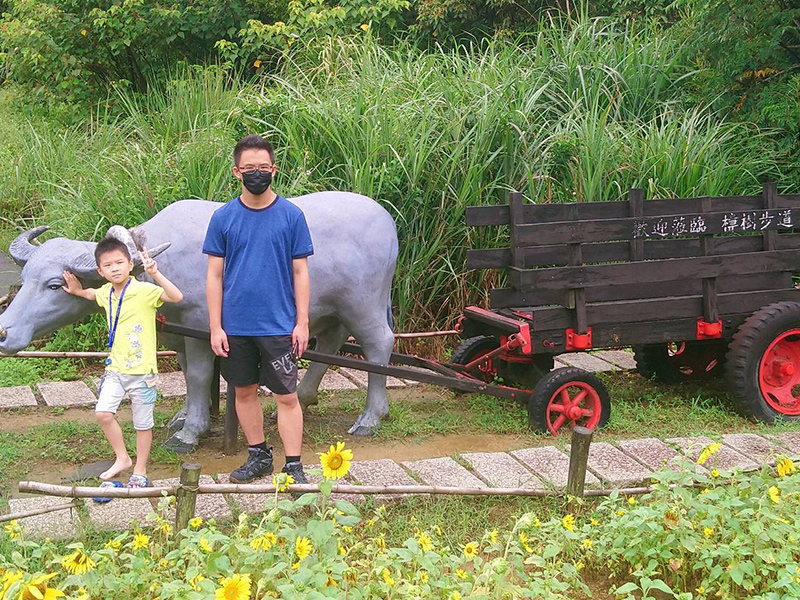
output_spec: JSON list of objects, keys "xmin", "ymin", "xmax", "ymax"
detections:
[
  {"xmin": 551, "ymin": 414, "xmax": 566, "ymax": 431},
  {"xmin": 549, "ymin": 403, "xmax": 566, "ymax": 413},
  {"xmin": 572, "ymin": 389, "xmax": 588, "ymax": 405},
  {"xmin": 559, "ymin": 389, "xmax": 570, "ymax": 405}
]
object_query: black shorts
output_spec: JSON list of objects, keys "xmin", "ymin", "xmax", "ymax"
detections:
[{"xmin": 222, "ymin": 335, "xmax": 298, "ymax": 395}]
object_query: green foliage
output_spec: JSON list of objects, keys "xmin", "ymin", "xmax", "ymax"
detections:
[{"xmin": 0, "ymin": 0, "xmax": 286, "ymax": 101}]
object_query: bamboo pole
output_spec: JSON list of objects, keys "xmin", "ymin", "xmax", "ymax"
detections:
[
  {"xmin": 0, "ymin": 502, "xmax": 78, "ymax": 523},
  {"xmin": 0, "ymin": 350, "xmax": 177, "ymax": 359},
  {"xmin": 18, "ymin": 479, "xmax": 664, "ymax": 499}
]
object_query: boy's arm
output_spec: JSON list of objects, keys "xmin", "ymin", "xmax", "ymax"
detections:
[
  {"xmin": 138, "ymin": 249, "xmax": 183, "ymax": 303},
  {"xmin": 292, "ymin": 257, "xmax": 310, "ymax": 358},
  {"xmin": 207, "ymin": 255, "xmax": 228, "ymax": 357},
  {"xmin": 61, "ymin": 271, "xmax": 96, "ymax": 302}
]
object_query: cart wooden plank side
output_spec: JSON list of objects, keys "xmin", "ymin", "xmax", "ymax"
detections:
[{"xmin": 457, "ymin": 183, "xmax": 800, "ymax": 435}]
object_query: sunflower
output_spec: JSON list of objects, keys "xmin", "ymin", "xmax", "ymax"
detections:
[
  {"xmin": 697, "ymin": 443, "xmax": 721, "ymax": 465},
  {"xmin": 325, "ymin": 574, "xmax": 337, "ymax": 587},
  {"xmin": 489, "ymin": 530, "xmax": 498, "ymax": 543},
  {"xmin": 189, "ymin": 517, "xmax": 203, "ymax": 529},
  {"xmin": 418, "ymin": 532, "xmax": 433, "ymax": 552},
  {"xmin": 199, "ymin": 537, "xmax": 213, "ymax": 553},
  {"xmin": 215, "ymin": 574, "xmax": 251, "ymax": 600},
  {"xmin": 777, "ymin": 457, "xmax": 796, "ymax": 478},
  {"xmin": 61, "ymin": 549, "xmax": 95, "ymax": 575},
  {"xmin": 103, "ymin": 538, "xmax": 121, "ymax": 552},
  {"xmin": 1, "ymin": 570, "xmax": 23, "ymax": 597},
  {"xmin": 338, "ymin": 543, "xmax": 347, "ymax": 555},
  {"xmin": 703, "ymin": 527, "xmax": 714, "ymax": 537},
  {"xmin": 381, "ymin": 568, "xmax": 395, "ymax": 586},
  {"xmin": 189, "ymin": 574, "xmax": 205, "ymax": 591},
  {"xmin": 295, "ymin": 536, "xmax": 313, "ymax": 561},
  {"xmin": 132, "ymin": 533, "xmax": 150, "ymax": 550},
  {"xmin": 769, "ymin": 485, "xmax": 781, "ymax": 503},
  {"xmin": 418, "ymin": 570, "xmax": 429, "ymax": 584},
  {"xmin": 463, "ymin": 542, "xmax": 479, "ymax": 559},
  {"xmin": 272, "ymin": 473, "xmax": 294, "ymax": 492},
  {"xmin": 3, "ymin": 520, "xmax": 21, "ymax": 539},
  {"xmin": 18, "ymin": 574, "xmax": 64, "ymax": 600},
  {"xmin": 320, "ymin": 441, "xmax": 353, "ymax": 480},
  {"xmin": 452, "ymin": 592, "xmax": 462, "ymax": 600},
  {"xmin": 249, "ymin": 535, "xmax": 274, "ymax": 552},
  {"xmin": 375, "ymin": 537, "xmax": 386, "ymax": 549},
  {"xmin": 344, "ymin": 571, "xmax": 358, "ymax": 584},
  {"xmin": 562, "ymin": 514, "xmax": 576, "ymax": 531},
  {"xmin": 158, "ymin": 521, "xmax": 172, "ymax": 536},
  {"xmin": 455, "ymin": 569, "xmax": 467, "ymax": 580}
]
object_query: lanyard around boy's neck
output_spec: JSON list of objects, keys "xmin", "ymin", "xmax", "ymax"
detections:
[{"xmin": 105, "ymin": 279, "xmax": 132, "ymax": 366}]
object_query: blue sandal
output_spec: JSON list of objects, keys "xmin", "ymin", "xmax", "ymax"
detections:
[
  {"xmin": 92, "ymin": 480, "xmax": 123, "ymax": 503},
  {"xmin": 126, "ymin": 474, "xmax": 149, "ymax": 488}
]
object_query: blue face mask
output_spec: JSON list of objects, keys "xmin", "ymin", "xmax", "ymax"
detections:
[{"xmin": 241, "ymin": 170, "xmax": 272, "ymax": 195}]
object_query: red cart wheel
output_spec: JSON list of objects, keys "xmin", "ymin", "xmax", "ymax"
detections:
[
  {"xmin": 451, "ymin": 335, "xmax": 500, "ymax": 384},
  {"xmin": 727, "ymin": 301, "xmax": 800, "ymax": 422},
  {"xmin": 529, "ymin": 367, "xmax": 611, "ymax": 435}
]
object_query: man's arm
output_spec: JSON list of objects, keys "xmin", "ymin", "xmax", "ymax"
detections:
[
  {"xmin": 292, "ymin": 257, "xmax": 310, "ymax": 358},
  {"xmin": 61, "ymin": 271, "xmax": 96, "ymax": 302},
  {"xmin": 207, "ymin": 255, "xmax": 228, "ymax": 357}
]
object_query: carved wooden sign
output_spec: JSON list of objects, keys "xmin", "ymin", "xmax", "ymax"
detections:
[{"xmin": 632, "ymin": 209, "xmax": 794, "ymax": 239}]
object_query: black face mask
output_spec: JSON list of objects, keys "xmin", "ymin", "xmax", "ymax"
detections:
[{"xmin": 241, "ymin": 170, "xmax": 272, "ymax": 195}]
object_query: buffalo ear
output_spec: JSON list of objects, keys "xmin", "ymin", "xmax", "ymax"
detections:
[{"xmin": 68, "ymin": 252, "xmax": 105, "ymax": 282}]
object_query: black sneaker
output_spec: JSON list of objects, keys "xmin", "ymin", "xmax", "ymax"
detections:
[
  {"xmin": 229, "ymin": 446, "xmax": 273, "ymax": 483},
  {"xmin": 282, "ymin": 461, "xmax": 309, "ymax": 497}
]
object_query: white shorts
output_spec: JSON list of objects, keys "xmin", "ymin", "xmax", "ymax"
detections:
[{"xmin": 97, "ymin": 371, "xmax": 158, "ymax": 431}]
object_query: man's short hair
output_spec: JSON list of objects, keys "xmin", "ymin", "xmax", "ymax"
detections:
[
  {"xmin": 94, "ymin": 237, "xmax": 131, "ymax": 265},
  {"xmin": 233, "ymin": 134, "xmax": 275, "ymax": 166}
]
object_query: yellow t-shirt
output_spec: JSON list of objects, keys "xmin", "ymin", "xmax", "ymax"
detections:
[{"xmin": 96, "ymin": 278, "xmax": 164, "ymax": 375}]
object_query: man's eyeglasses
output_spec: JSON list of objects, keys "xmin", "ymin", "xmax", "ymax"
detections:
[{"xmin": 237, "ymin": 164, "xmax": 274, "ymax": 175}]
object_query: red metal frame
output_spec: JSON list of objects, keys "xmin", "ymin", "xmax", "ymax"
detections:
[
  {"xmin": 759, "ymin": 328, "xmax": 800, "ymax": 416},
  {"xmin": 462, "ymin": 306, "xmax": 532, "ymax": 354},
  {"xmin": 565, "ymin": 328, "xmax": 593, "ymax": 351},
  {"xmin": 696, "ymin": 319, "xmax": 723, "ymax": 339}
]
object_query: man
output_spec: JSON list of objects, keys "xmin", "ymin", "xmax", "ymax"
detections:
[{"xmin": 203, "ymin": 134, "xmax": 313, "ymax": 484}]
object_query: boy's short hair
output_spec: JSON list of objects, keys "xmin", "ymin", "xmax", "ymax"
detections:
[
  {"xmin": 95, "ymin": 237, "xmax": 131, "ymax": 265},
  {"xmin": 233, "ymin": 134, "xmax": 275, "ymax": 166}
]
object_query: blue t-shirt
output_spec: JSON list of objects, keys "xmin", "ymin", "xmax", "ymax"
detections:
[{"xmin": 202, "ymin": 196, "xmax": 314, "ymax": 336}]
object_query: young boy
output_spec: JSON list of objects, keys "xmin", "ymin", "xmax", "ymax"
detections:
[
  {"xmin": 62, "ymin": 237, "xmax": 183, "ymax": 487},
  {"xmin": 203, "ymin": 134, "xmax": 313, "ymax": 484}
]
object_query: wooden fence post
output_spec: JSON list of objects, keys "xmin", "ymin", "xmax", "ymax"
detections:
[
  {"xmin": 210, "ymin": 356, "xmax": 221, "ymax": 418},
  {"xmin": 175, "ymin": 462, "xmax": 201, "ymax": 533},
  {"xmin": 566, "ymin": 426, "xmax": 593, "ymax": 498},
  {"xmin": 223, "ymin": 386, "xmax": 238, "ymax": 455}
]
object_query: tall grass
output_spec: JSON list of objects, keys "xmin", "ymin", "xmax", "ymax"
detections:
[{"xmin": 0, "ymin": 17, "xmax": 784, "ymax": 338}]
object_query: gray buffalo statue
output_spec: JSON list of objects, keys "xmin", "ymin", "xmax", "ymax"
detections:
[{"xmin": 0, "ymin": 192, "xmax": 398, "ymax": 451}]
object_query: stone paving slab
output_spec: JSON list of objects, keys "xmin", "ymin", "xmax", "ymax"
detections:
[
  {"xmin": 595, "ymin": 350, "xmax": 638, "ymax": 370},
  {"xmin": 157, "ymin": 372, "xmax": 187, "ymax": 398},
  {"xmin": 403, "ymin": 457, "xmax": 486, "ymax": 489},
  {"xmin": 303, "ymin": 463, "xmax": 364, "ymax": 504},
  {"xmin": 767, "ymin": 432, "xmax": 800, "ymax": 457},
  {"xmin": 349, "ymin": 458, "xmax": 421, "ymax": 502},
  {"xmin": 38, "ymin": 381, "xmax": 96, "ymax": 407},
  {"xmin": 7, "ymin": 496, "xmax": 81, "ymax": 539},
  {"xmin": 339, "ymin": 367, "xmax": 407, "ymax": 389},
  {"xmin": 556, "ymin": 353, "xmax": 619, "ymax": 372},
  {"xmin": 460, "ymin": 452, "xmax": 545, "ymax": 489},
  {"xmin": 615, "ymin": 437, "xmax": 705, "ymax": 473},
  {"xmin": 510, "ymin": 446, "xmax": 599, "ymax": 489},
  {"xmin": 0, "ymin": 385, "xmax": 38, "ymax": 408},
  {"xmin": 666, "ymin": 436, "xmax": 759, "ymax": 471},
  {"xmin": 217, "ymin": 473, "xmax": 274, "ymax": 515},
  {"xmin": 151, "ymin": 475, "xmax": 231, "ymax": 521},
  {"xmin": 722, "ymin": 433, "xmax": 784, "ymax": 465},
  {"xmin": 578, "ymin": 442, "xmax": 653, "ymax": 487},
  {"xmin": 84, "ymin": 493, "xmax": 154, "ymax": 529}
]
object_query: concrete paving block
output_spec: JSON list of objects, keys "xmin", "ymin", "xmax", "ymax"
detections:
[
  {"xmin": 615, "ymin": 438, "xmax": 704, "ymax": 473},
  {"xmin": 348, "ymin": 458, "xmax": 421, "ymax": 502},
  {"xmin": 460, "ymin": 452, "xmax": 545, "ymax": 489},
  {"xmin": 303, "ymin": 463, "xmax": 363, "ymax": 504},
  {"xmin": 578, "ymin": 442, "xmax": 653, "ymax": 487},
  {"xmin": 403, "ymin": 457, "xmax": 486, "ymax": 489},
  {"xmin": 767, "ymin": 432, "xmax": 800, "ymax": 457},
  {"xmin": 217, "ymin": 473, "xmax": 273, "ymax": 515},
  {"xmin": 0, "ymin": 385, "xmax": 37, "ymax": 408},
  {"xmin": 338, "ymin": 367, "xmax": 407, "ymax": 389},
  {"xmin": 510, "ymin": 446, "xmax": 600, "ymax": 489},
  {"xmin": 37, "ymin": 381, "xmax": 96, "ymax": 407},
  {"xmin": 151, "ymin": 475, "xmax": 231, "ymax": 521},
  {"xmin": 722, "ymin": 433, "xmax": 784, "ymax": 465},
  {"xmin": 84, "ymin": 494, "xmax": 154, "ymax": 529},
  {"xmin": 596, "ymin": 350, "xmax": 638, "ymax": 370},
  {"xmin": 157, "ymin": 372, "xmax": 186, "ymax": 398},
  {"xmin": 556, "ymin": 353, "xmax": 619, "ymax": 372},
  {"xmin": 7, "ymin": 496, "xmax": 80, "ymax": 539},
  {"xmin": 666, "ymin": 436, "xmax": 759, "ymax": 471},
  {"xmin": 313, "ymin": 370, "xmax": 359, "ymax": 391}
]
